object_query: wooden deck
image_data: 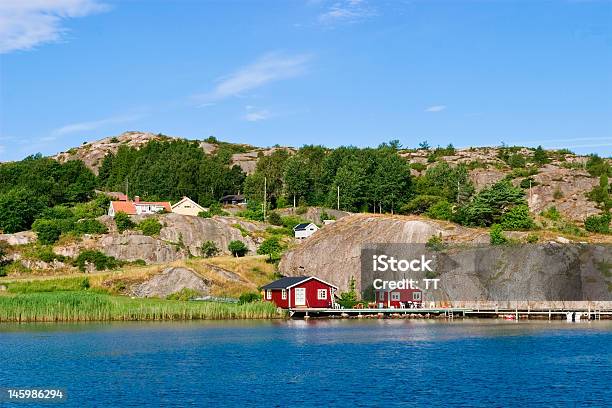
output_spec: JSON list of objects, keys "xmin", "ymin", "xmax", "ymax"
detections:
[{"xmin": 289, "ymin": 307, "xmax": 612, "ymax": 320}]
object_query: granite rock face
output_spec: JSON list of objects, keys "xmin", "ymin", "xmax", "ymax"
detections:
[
  {"xmin": 131, "ymin": 267, "xmax": 210, "ymax": 298},
  {"xmin": 0, "ymin": 231, "xmax": 37, "ymax": 246},
  {"xmin": 98, "ymin": 233, "xmax": 187, "ymax": 263},
  {"xmin": 157, "ymin": 213, "xmax": 259, "ymax": 257}
]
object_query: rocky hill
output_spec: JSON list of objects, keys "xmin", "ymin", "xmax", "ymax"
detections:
[{"xmin": 52, "ymin": 131, "xmax": 293, "ymax": 175}]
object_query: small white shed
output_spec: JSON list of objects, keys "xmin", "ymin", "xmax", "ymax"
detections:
[{"xmin": 293, "ymin": 223, "xmax": 319, "ymax": 239}]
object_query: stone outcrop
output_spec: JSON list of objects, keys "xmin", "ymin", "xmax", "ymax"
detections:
[
  {"xmin": 0, "ymin": 231, "xmax": 37, "ymax": 246},
  {"xmin": 157, "ymin": 213, "xmax": 260, "ymax": 257},
  {"xmin": 131, "ymin": 267, "xmax": 210, "ymax": 298},
  {"xmin": 98, "ymin": 233, "xmax": 187, "ymax": 263}
]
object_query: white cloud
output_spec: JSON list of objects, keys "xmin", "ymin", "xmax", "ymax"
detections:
[
  {"xmin": 0, "ymin": 0, "xmax": 109, "ymax": 54},
  {"xmin": 195, "ymin": 52, "xmax": 312, "ymax": 104},
  {"xmin": 243, "ymin": 106, "xmax": 271, "ymax": 122},
  {"xmin": 50, "ymin": 113, "xmax": 144, "ymax": 138},
  {"xmin": 425, "ymin": 105, "xmax": 447, "ymax": 113},
  {"xmin": 318, "ymin": 0, "xmax": 375, "ymax": 25}
]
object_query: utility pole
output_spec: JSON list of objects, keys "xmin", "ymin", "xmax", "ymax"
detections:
[
  {"xmin": 337, "ymin": 186, "xmax": 340, "ymax": 210},
  {"xmin": 263, "ymin": 176, "xmax": 267, "ymax": 221},
  {"xmin": 125, "ymin": 178, "xmax": 129, "ymax": 200}
]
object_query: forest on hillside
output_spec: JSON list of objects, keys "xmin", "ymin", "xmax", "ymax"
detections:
[{"xmin": 0, "ymin": 139, "xmax": 611, "ymax": 236}]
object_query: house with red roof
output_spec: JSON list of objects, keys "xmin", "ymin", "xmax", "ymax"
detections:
[{"xmin": 108, "ymin": 196, "xmax": 172, "ymax": 217}]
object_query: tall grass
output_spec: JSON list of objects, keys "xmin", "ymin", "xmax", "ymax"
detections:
[
  {"xmin": 6, "ymin": 277, "xmax": 90, "ymax": 293},
  {"xmin": 0, "ymin": 292, "xmax": 283, "ymax": 322}
]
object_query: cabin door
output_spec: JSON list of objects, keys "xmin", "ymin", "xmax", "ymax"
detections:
[{"xmin": 295, "ymin": 288, "xmax": 306, "ymax": 306}]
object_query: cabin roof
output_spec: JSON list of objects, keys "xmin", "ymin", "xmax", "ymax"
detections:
[
  {"xmin": 261, "ymin": 276, "xmax": 338, "ymax": 290},
  {"xmin": 293, "ymin": 223, "xmax": 315, "ymax": 231}
]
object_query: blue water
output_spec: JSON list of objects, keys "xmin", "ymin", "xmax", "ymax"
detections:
[{"xmin": 0, "ymin": 319, "xmax": 611, "ymax": 407}]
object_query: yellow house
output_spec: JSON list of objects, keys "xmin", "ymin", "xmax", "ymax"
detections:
[{"xmin": 171, "ymin": 196, "xmax": 206, "ymax": 217}]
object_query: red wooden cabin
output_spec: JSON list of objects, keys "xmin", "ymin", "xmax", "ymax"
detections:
[
  {"xmin": 261, "ymin": 276, "xmax": 338, "ymax": 309},
  {"xmin": 375, "ymin": 288, "xmax": 423, "ymax": 308}
]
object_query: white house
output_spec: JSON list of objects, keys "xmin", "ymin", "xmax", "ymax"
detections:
[
  {"xmin": 171, "ymin": 196, "xmax": 206, "ymax": 217},
  {"xmin": 293, "ymin": 223, "xmax": 319, "ymax": 239},
  {"xmin": 108, "ymin": 196, "xmax": 171, "ymax": 217}
]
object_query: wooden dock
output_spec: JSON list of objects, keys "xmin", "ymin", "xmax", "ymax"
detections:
[{"xmin": 289, "ymin": 307, "xmax": 612, "ymax": 320}]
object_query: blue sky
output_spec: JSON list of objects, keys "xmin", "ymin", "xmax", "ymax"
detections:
[{"xmin": 1, "ymin": 0, "xmax": 611, "ymax": 161}]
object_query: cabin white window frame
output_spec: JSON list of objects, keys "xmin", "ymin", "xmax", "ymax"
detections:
[
  {"xmin": 391, "ymin": 292, "xmax": 401, "ymax": 301},
  {"xmin": 266, "ymin": 290, "xmax": 272, "ymax": 300},
  {"xmin": 317, "ymin": 289, "xmax": 327, "ymax": 300},
  {"xmin": 281, "ymin": 289, "xmax": 287, "ymax": 300},
  {"xmin": 412, "ymin": 292, "xmax": 422, "ymax": 301}
]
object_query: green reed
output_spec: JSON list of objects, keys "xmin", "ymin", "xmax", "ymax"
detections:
[{"xmin": 0, "ymin": 292, "xmax": 283, "ymax": 322}]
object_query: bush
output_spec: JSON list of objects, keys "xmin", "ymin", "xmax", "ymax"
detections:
[
  {"xmin": 209, "ymin": 203, "xmax": 228, "ymax": 216},
  {"xmin": 508, "ymin": 154, "xmax": 526, "ymax": 169},
  {"xmin": 267, "ymin": 212, "xmax": 283, "ymax": 226},
  {"xmin": 526, "ymin": 233, "xmax": 539, "ymax": 243},
  {"xmin": 296, "ymin": 206, "xmax": 307, "ymax": 215},
  {"xmin": 201, "ymin": 240, "xmax": 219, "ymax": 258},
  {"xmin": 490, "ymin": 224, "xmax": 507, "ymax": 245},
  {"xmin": 228, "ymin": 240, "xmax": 248, "ymax": 257},
  {"xmin": 319, "ymin": 211, "xmax": 336, "ymax": 222},
  {"xmin": 74, "ymin": 219, "xmax": 108, "ymax": 235},
  {"xmin": 410, "ymin": 162, "xmax": 427, "ymax": 172},
  {"xmin": 586, "ymin": 154, "xmax": 611, "ymax": 177},
  {"xmin": 519, "ymin": 177, "xmax": 537, "ymax": 189},
  {"xmin": 584, "ymin": 213, "xmax": 611, "ymax": 234},
  {"xmin": 337, "ymin": 276, "xmax": 358, "ymax": 308},
  {"xmin": 198, "ymin": 210, "xmax": 212, "ymax": 218},
  {"xmin": 73, "ymin": 250, "xmax": 122, "ymax": 272},
  {"xmin": 114, "ymin": 211, "xmax": 135, "ymax": 233},
  {"xmin": 32, "ymin": 219, "xmax": 63, "ymax": 244},
  {"xmin": 239, "ymin": 292, "xmax": 261, "ymax": 304},
  {"xmin": 532, "ymin": 146, "xmax": 549, "ymax": 165},
  {"xmin": 24, "ymin": 245, "xmax": 67, "ymax": 263},
  {"xmin": 166, "ymin": 288, "xmax": 201, "ymax": 301},
  {"xmin": 138, "ymin": 218, "xmax": 162, "ymax": 236},
  {"xmin": 541, "ymin": 206, "xmax": 561, "ymax": 221},
  {"xmin": 426, "ymin": 234, "xmax": 446, "ymax": 251},
  {"xmin": 426, "ymin": 200, "xmax": 453, "ymax": 220},
  {"xmin": 500, "ymin": 205, "xmax": 535, "ymax": 230}
]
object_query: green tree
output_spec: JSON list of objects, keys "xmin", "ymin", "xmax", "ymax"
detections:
[
  {"xmin": 257, "ymin": 237, "xmax": 283, "ymax": 261},
  {"xmin": 228, "ymin": 240, "xmax": 248, "ymax": 257},
  {"xmin": 201, "ymin": 240, "xmax": 220, "ymax": 258},
  {"xmin": 456, "ymin": 180, "xmax": 526, "ymax": 227},
  {"xmin": 283, "ymin": 155, "xmax": 311, "ymax": 207},
  {"xmin": 0, "ymin": 189, "xmax": 46, "ymax": 233}
]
